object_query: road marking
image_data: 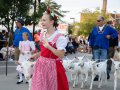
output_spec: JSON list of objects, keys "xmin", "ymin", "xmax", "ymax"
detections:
[
  {"xmin": 0, "ymin": 66, "xmax": 16, "ymax": 68},
  {"xmin": 0, "ymin": 61, "xmax": 15, "ymax": 62}
]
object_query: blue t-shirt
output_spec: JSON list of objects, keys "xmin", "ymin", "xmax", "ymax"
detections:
[{"xmin": 13, "ymin": 27, "xmax": 33, "ymax": 47}]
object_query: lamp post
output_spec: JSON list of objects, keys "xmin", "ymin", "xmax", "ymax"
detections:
[
  {"xmin": 114, "ymin": 11, "xmax": 117, "ymax": 21},
  {"xmin": 70, "ymin": 17, "xmax": 75, "ymax": 23},
  {"xmin": 33, "ymin": 0, "xmax": 37, "ymax": 40}
]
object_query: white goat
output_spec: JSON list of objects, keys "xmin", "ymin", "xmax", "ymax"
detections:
[
  {"xmin": 90, "ymin": 60, "xmax": 107, "ymax": 89},
  {"xmin": 68, "ymin": 61, "xmax": 81, "ymax": 88},
  {"xmin": 111, "ymin": 58, "xmax": 120, "ymax": 90},
  {"xmin": 73, "ymin": 56, "xmax": 90, "ymax": 88},
  {"xmin": 62, "ymin": 56, "xmax": 83, "ymax": 88},
  {"xmin": 66, "ymin": 56, "xmax": 92, "ymax": 88},
  {"xmin": 17, "ymin": 60, "xmax": 36, "ymax": 90},
  {"xmin": 76, "ymin": 56, "xmax": 95, "ymax": 89},
  {"xmin": 63, "ymin": 56, "xmax": 96, "ymax": 89},
  {"xmin": 62, "ymin": 57, "xmax": 77, "ymax": 83}
]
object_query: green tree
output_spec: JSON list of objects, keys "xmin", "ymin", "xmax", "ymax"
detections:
[
  {"xmin": 32, "ymin": 2, "xmax": 47, "ymax": 25},
  {"xmin": 0, "ymin": 0, "xmax": 32, "ymax": 32},
  {"xmin": 68, "ymin": 24, "xmax": 73, "ymax": 34},
  {"xmin": 72, "ymin": 8, "xmax": 110, "ymax": 36},
  {"xmin": 0, "ymin": 0, "xmax": 13, "ymax": 30},
  {"xmin": 31, "ymin": 0, "xmax": 64, "ymax": 26},
  {"xmin": 115, "ymin": 24, "xmax": 120, "ymax": 31}
]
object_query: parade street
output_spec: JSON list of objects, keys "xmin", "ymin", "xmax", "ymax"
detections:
[{"xmin": 0, "ymin": 52, "xmax": 120, "ymax": 90}]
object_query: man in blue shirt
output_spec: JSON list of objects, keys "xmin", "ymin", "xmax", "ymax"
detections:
[
  {"xmin": 13, "ymin": 18, "xmax": 32, "ymax": 61},
  {"xmin": 89, "ymin": 16, "xmax": 118, "ymax": 80}
]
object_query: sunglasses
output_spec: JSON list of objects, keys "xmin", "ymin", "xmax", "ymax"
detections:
[{"xmin": 97, "ymin": 20, "xmax": 102, "ymax": 22}]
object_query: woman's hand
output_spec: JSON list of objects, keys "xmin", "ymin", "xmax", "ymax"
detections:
[
  {"xmin": 15, "ymin": 61, "xmax": 21, "ymax": 65},
  {"xmin": 42, "ymin": 37, "xmax": 65, "ymax": 58},
  {"xmin": 30, "ymin": 52, "xmax": 40, "ymax": 59},
  {"xmin": 31, "ymin": 50, "xmax": 35, "ymax": 54}
]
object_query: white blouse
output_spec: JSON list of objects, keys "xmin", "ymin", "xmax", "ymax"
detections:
[
  {"xmin": 41, "ymin": 30, "xmax": 68, "ymax": 51},
  {"xmin": 19, "ymin": 40, "xmax": 35, "ymax": 52}
]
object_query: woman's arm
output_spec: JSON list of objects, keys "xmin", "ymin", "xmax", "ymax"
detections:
[
  {"xmin": 42, "ymin": 38, "xmax": 65, "ymax": 58},
  {"xmin": 48, "ymin": 45, "xmax": 65, "ymax": 58},
  {"xmin": 31, "ymin": 52, "xmax": 40, "ymax": 59}
]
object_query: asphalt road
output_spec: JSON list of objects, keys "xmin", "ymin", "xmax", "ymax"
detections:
[{"xmin": 0, "ymin": 52, "xmax": 120, "ymax": 90}]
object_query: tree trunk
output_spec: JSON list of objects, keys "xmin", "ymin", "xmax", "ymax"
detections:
[{"xmin": 38, "ymin": 0, "xmax": 41, "ymax": 6}]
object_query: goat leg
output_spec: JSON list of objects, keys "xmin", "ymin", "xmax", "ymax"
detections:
[
  {"xmin": 114, "ymin": 72, "xmax": 117, "ymax": 90},
  {"xmin": 98, "ymin": 73, "xmax": 102, "ymax": 88},
  {"xmin": 73, "ymin": 73, "xmax": 78, "ymax": 88},
  {"xmin": 90, "ymin": 74, "xmax": 95, "ymax": 90},
  {"xmin": 81, "ymin": 74, "xmax": 84, "ymax": 89}
]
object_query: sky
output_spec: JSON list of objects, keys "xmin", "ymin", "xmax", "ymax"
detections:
[{"xmin": 42, "ymin": 0, "xmax": 120, "ymax": 23}]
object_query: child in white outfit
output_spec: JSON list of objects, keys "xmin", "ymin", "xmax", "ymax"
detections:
[{"xmin": 16, "ymin": 32, "xmax": 35, "ymax": 84}]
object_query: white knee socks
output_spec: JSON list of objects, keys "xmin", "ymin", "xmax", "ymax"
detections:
[{"xmin": 19, "ymin": 72, "xmax": 23, "ymax": 82}]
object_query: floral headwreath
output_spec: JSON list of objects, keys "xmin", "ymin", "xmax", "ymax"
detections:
[
  {"xmin": 44, "ymin": 8, "xmax": 59, "ymax": 27},
  {"xmin": 46, "ymin": 8, "xmax": 58, "ymax": 21},
  {"xmin": 44, "ymin": 0, "xmax": 66, "ymax": 27}
]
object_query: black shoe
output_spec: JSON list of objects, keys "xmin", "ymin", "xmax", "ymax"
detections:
[
  {"xmin": 94, "ymin": 77, "xmax": 99, "ymax": 81},
  {"xmin": 16, "ymin": 74, "xmax": 19, "ymax": 77},
  {"xmin": 16, "ymin": 80, "xmax": 23, "ymax": 84},
  {"xmin": 94, "ymin": 75, "xmax": 99, "ymax": 81},
  {"xmin": 22, "ymin": 74, "xmax": 24, "ymax": 76},
  {"xmin": 26, "ymin": 81, "xmax": 28, "ymax": 84},
  {"xmin": 107, "ymin": 71, "xmax": 110, "ymax": 80}
]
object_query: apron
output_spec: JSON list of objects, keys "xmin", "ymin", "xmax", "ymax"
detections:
[{"xmin": 30, "ymin": 32, "xmax": 69, "ymax": 90}]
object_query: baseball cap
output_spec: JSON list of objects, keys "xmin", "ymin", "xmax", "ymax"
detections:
[
  {"xmin": 16, "ymin": 18, "xmax": 24, "ymax": 26},
  {"xmin": 97, "ymin": 16, "xmax": 105, "ymax": 21}
]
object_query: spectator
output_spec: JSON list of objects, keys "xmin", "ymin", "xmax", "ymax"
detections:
[
  {"xmin": 1, "ymin": 30, "xmax": 7, "ymax": 40},
  {"xmin": 118, "ymin": 30, "xmax": 120, "ymax": 47},
  {"xmin": 0, "ymin": 30, "xmax": 7, "ymax": 50},
  {"xmin": 107, "ymin": 21, "xmax": 118, "ymax": 79},
  {"xmin": 72, "ymin": 38, "xmax": 79, "ymax": 52},
  {"xmin": 37, "ymin": 29, "xmax": 41, "ymax": 36},
  {"xmin": 34, "ymin": 31, "xmax": 40, "ymax": 51},
  {"xmin": 13, "ymin": 18, "xmax": 32, "ymax": 61},
  {"xmin": 0, "ymin": 32, "xmax": 3, "ymax": 49}
]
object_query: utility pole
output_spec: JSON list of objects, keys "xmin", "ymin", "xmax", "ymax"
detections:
[
  {"xmin": 33, "ymin": 0, "xmax": 36, "ymax": 40},
  {"xmin": 102, "ymin": 0, "xmax": 107, "ymax": 16}
]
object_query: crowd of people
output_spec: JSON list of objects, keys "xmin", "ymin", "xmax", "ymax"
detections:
[{"xmin": 65, "ymin": 35, "xmax": 89, "ymax": 55}]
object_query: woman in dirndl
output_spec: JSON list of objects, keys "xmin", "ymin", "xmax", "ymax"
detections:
[{"xmin": 30, "ymin": 9, "xmax": 69, "ymax": 90}]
